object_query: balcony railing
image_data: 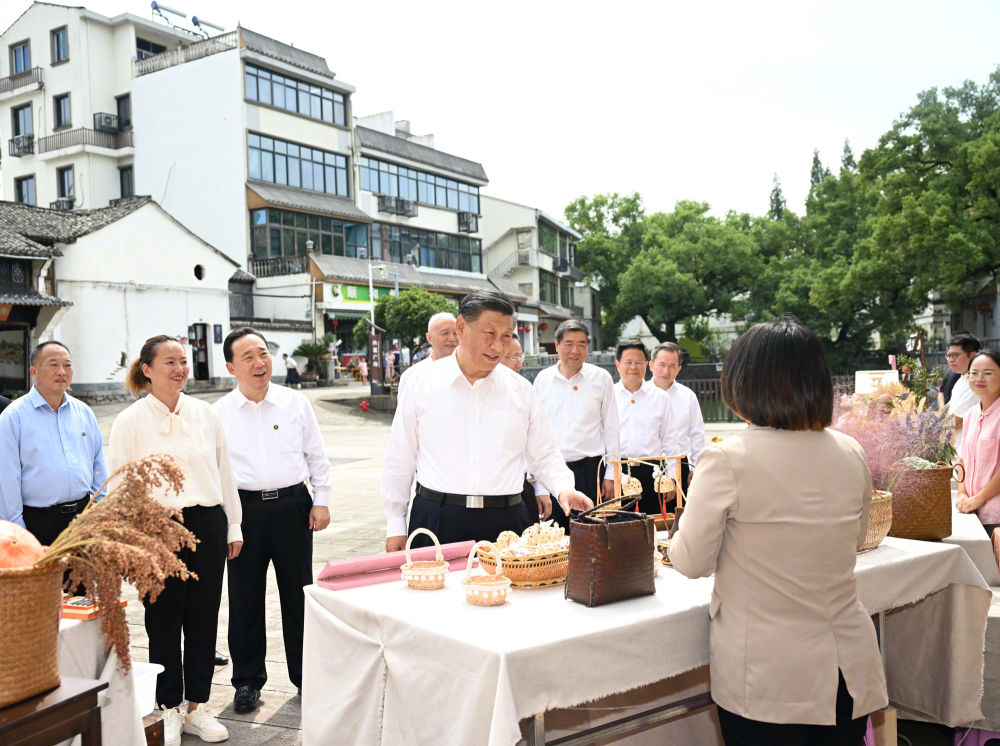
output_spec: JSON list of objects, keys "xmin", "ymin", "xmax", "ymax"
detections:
[
  {"xmin": 37, "ymin": 128, "xmax": 133, "ymax": 153},
  {"xmin": 49, "ymin": 197, "xmax": 75, "ymax": 210},
  {"xmin": 8, "ymin": 134, "xmax": 34, "ymax": 157},
  {"xmin": 0, "ymin": 66, "xmax": 42, "ymax": 95},
  {"xmin": 93, "ymin": 112, "xmax": 120, "ymax": 133},
  {"xmin": 134, "ymin": 31, "xmax": 239, "ymax": 77},
  {"xmin": 250, "ymin": 255, "xmax": 310, "ymax": 277}
]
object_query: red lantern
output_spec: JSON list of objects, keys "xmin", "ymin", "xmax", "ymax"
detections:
[
  {"xmin": 540, "ymin": 323, "xmax": 549, "ymax": 330},
  {"xmin": 525, "ymin": 325, "xmax": 532, "ymax": 332},
  {"xmin": 518, "ymin": 326, "xmax": 524, "ymax": 331}
]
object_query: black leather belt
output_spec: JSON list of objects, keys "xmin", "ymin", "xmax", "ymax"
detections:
[
  {"xmin": 417, "ymin": 485, "xmax": 522, "ymax": 509},
  {"xmin": 238, "ymin": 482, "xmax": 306, "ymax": 501},
  {"xmin": 24, "ymin": 495, "xmax": 90, "ymax": 514}
]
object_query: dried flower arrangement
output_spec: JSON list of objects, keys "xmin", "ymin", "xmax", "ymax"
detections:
[
  {"xmin": 34, "ymin": 454, "xmax": 197, "ymax": 671},
  {"xmin": 833, "ymin": 380, "xmax": 956, "ymax": 493}
]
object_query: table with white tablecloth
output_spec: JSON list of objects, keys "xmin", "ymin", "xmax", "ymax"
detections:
[
  {"xmin": 302, "ymin": 538, "xmax": 990, "ymax": 746},
  {"xmin": 58, "ymin": 617, "xmax": 145, "ymax": 746},
  {"xmin": 944, "ymin": 497, "xmax": 1000, "ymax": 586}
]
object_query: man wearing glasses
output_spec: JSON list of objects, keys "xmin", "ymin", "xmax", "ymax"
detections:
[
  {"xmin": 650, "ymin": 342, "xmax": 705, "ymax": 503},
  {"xmin": 613, "ymin": 340, "xmax": 677, "ymax": 515},
  {"xmin": 533, "ymin": 320, "xmax": 619, "ymax": 528},
  {"xmin": 945, "ymin": 332, "xmax": 982, "ymax": 451}
]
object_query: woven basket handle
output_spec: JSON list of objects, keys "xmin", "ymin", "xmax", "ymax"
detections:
[
  {"xmin": 405, "ymin": 528, "xmax": 443, "ymax": 564},
  {"xmin": 466, "ymin": 541, "xmax": 497, "ymax": 580},
  {"xmin": 576, "ymin": 497, "xmax": 639, "ymax": 522},
  {"xmin": 953, "ymin": 462, "xmax": 966, "ymax": 484}
]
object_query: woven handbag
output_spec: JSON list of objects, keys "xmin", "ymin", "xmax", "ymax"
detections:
[{"xmin": 565, "ymin": 501, "xmax": 656, "ymax": 607}]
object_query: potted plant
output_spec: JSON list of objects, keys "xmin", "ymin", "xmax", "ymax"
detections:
[
  {"xmin": 292, "ymin": 342, "xmax": 329, "ymax": 382},
  {"xmin": 0, "ymin": 455, "xmax": 195, "ymax": 707},
  {"xmin": 833, "ymin": 374, "xmax": 956, "ymax": 542}
]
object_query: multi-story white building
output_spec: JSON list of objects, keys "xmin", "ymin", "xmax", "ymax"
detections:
[
  {"xmin": 0, "ymin": 2, "xmax": 197, "ymax": 209},
  {"xmin": 481, "ymin": 195, "xmax": 596, "ymax": 354}
]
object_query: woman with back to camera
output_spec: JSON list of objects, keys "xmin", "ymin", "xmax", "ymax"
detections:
[
  {"xmin": 670, "ymin": 318, "xmax": 887, "ymax": 746},
  {"xmin": 108, "ymin": 335, "xmax": 243, "ymax": 746},
  {"xmin": 956, "ymin": 349, "xmax": 1000, "ymax": 544}
]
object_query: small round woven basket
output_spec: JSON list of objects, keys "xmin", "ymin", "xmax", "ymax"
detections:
[
  {"xmin": 463, "ymin": 541, "xmax": 511, "ymax": 606},
  {"xmin": 859, "ymin": 489, "xmax": 893, "ymax": 552},
  {"xmin": 0, "ymin": 561, "xmax": 63, "ymax": 708},
  {"xmin": 400, "ymin": 528, "xmax": 448, "ymax": 590},
  {"xmin": 477, "ymin": 544, "xmax": 569, "ymax": 589}
]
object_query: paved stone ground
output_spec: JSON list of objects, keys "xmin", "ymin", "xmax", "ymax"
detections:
[{"xmin": 91, "ymin": 384, "xmax": 951, "ymax": 745}]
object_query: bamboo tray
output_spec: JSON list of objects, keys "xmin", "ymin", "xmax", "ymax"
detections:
[{"xmin": 477, "ymin": 544, "xmax": 569, "ymax": 588}]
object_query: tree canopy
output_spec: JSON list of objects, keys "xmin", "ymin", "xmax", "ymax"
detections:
[
  {"xmin": 353, "ymin": 286, "xmax": 457, "ymax": 350},
  {"xmin": 566, "ymin": 65, "xmax": 1000, "ymax": 369}
]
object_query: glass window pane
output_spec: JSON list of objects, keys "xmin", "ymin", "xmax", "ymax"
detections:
[
  {"xmin": 246, "ymin": 71, "xmax": 257, "ymax": 100},
  {"xmin": 248, "ymin": 133, "xmax": 260, "ymax": 147},
  {"xmin": 334, "ymin": 100, "xmax": 345, "ymax": 125},
  {"xmin": 269, "ymin": 209, "xmax": 281, "ymax": 224},
  {"xmin": 310, "ymin": 93, "xmax": 321, "ymax": 119},
  {"xmin": 270, "ymin": 228, "xmax": 282, "ymax": 256},
  {"xmin": 334, "ymin": 235, "xmax": 344, "ymax": 255},
  {"xmin": 261, "ymin": 151, "xmax": 274, "ymax": 182},
  {"xmin": 258, "ymin": 78, "xmax": 271, "ymax": 105},
  {"xmin": 296, "ymin": 231, "xmax": 308, "ymax": 254},
  {"xmin": 261, "ymin": 136, "xmax": 273, "ymax": 151},
  {"xmin": 337, "ymin": 169, "xmax": 347, "ymax": 196},
  {"xmin": 283, "ymin": 212, "xmax": 295, "ymax": 227},
  {"xmin": 294, "ymin": 213, "xmax": 307, "ymax": 229},
  {"xmin": 314, "ymin": 162, "xmax": 324, "ymax": 191},
  {"xmin": 287, "ymin": 143, "xmax": 299, "ymax": 157},
  {"xmin": 322, "ymin": 98, "xmax": 332, "ymax": 122},
  {"xmin": 251, "ymin": 209, "xmax": 266, "ymax": 226},
  {"xmin": 321, "ymin": 234, "xmax": 332, "ymax": 254},
  {"xmin": 272, "ymin": 82, "xmax": 284, "ymax": 109},
  {"xmin": 283, "ymin": 228, "xmax": 295, "ymax": 256},
  {"xmin": 325, "ymin": 166, "xmax": 336, "ymax": 194},
  {"xmin": 248, "ymin": 148, "xmax": 262, "ymax": 180}
]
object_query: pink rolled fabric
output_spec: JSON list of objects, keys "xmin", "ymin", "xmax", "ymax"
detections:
[{"xmin": 316, "ymin": 540, "xmax": 476, "ymax": 590}]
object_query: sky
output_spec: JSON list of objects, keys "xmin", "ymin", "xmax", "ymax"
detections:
[{"xmin": 3, "ymin": 0, "xmax": 999, "ymax": 220}]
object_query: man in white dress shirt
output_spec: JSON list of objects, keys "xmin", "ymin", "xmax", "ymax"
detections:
[
  {"xmin": 425, "ymin": 311, "xmax": 459, "ymax": 360},
  {"xmin": 214, "ymin": 328, "xmax": 332, "ymax": 714},
  {"xmin": 534, "ymin": 320, "xmax": 619, "ymax": 527},
  {"xmin": 651, "ymin": 342, "xmax": 705, "ymax": 501},
  {"xmin": 614, "ymin": 340, "xmax": 678, "ymax": 516},
  {"xmin": 383, "ymin": 290, "xmax": 594, "ymax": 552},
  {"xmin": 945, "ymin": 332, "xmax": 982, "ymax": 452}
]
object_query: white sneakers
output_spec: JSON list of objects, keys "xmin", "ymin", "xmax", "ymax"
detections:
[
  {"xmin": 160, "ymin": 705, "xmax": 184, "ymax": 746},
  {"xmin": 184, "ymin": 705, "xmax": 230, "ymax": 742},
  {"xmin": 160, "ymin": 703, "xmax": 230, "ymax": 744}
]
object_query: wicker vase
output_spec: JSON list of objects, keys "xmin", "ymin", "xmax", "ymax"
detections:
[
  {"xmin": 886, "ymin": 465, "xmax": 953, "ymax": 541},
  {"xmin": 0, "ymin": 562, "xmax": 63, "ymax": 708}
]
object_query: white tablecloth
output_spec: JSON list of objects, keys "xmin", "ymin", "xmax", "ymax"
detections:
[
  {"xmin": 302, "ymin": 538, "xmax": 990, "ymax": 746},
  {"xmin": 944, "ymin": 500, "xmax": 1000, "ymax": 586},
  {"xmin": 58, "ymin": 618, "xmax": 145, "ymax": 746}
]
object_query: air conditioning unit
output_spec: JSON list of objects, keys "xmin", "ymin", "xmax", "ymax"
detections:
[
  {"xmin": 357, "ymin": 247, "xmax": 369, "ymax": 259},
  {"xmin": 398, "ymin": 198, "xmax": 418, "ymax": 217},
  {"xmin": 555, "ymin": 258, "xmax": 569, "ymax": 272},
  {"xmin": 377, "ymin": 194, "xmax": 398, "ymax": 214},
  {"xmin": 458, "ymin": 211, "xmax": 478, "ymax": 233},
  {"xmin": 93, "ymin": 112, "xmax": 120, "ymax": 133},
  {"xmin": 50, "ymin": 197, "xmax": 75, "ymax": 210}
]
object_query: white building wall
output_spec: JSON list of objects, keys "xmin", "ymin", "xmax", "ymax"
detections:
[
  {"xmin": 357, "ymin": 189, "xmax": 484, "ymax": 239},
  {"xmin": 253, "ymin": 274, "xmax": 312, "ymax": 321},
  {"xmin": 132, "ymin": 48, "xmax": 249, "ymax": 267},
  {"xmin": 50, "ymin": 205, "xmax": 235, "ymax": 386},
  {"xmin": 246, "ymin": 103, "xmax": 351, "ymax": 156},
  {"xmin": 480, "ymin": 195, "xmax": 534, "ymax": 248}
]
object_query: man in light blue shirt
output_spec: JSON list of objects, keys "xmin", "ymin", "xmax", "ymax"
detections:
[{"xmin": 0, "ymin": 341, "xmax": 107, "ymax": 545}]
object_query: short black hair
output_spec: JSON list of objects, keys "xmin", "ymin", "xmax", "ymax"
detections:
[
  {"xmin": 615, "ymin": 339, "xmax": 648, "ymax": 361},
  {"xmin": 721, "ymin": 318, "xmax": 832, "ymax": 431},
  {"xmin": 30, "ymin": 340, "xmax": 70, "ymax": 366},
  {"xmin": 223, "ymin": 327, "xmax": 269, "ymax": 363},
  {"xmin": 555, "ymin": 319, "xmax": 589, "ymax": 343},
  {"xmin": 458, "ymin": 289, "xmax": 515, "ymax": 323},
  {"xmin": 949, "ymin": 332, "xmax": 982, "ymax": 355}
]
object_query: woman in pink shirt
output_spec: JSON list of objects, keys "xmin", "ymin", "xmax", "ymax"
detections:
[{"xmin": 957, "ymin": 350, "xmax": 1000, "ymax": 537}]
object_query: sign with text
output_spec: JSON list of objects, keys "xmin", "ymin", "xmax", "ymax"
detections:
[{"xmin": 854, "ymin": 369, "xmax": 900, "ymax": 395}]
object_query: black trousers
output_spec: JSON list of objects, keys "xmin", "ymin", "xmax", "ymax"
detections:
[
  {"xmin": 622, "ymin": 462, "xmax": 663, "ymax": 515},
  {"xmin": 521, "ymin": 478, "xmax": 539, "ymax": 523},
  {"xmin": 228, "ymin": 486, "xmax": 313, "ymax": 690},
  {"xmin": 408, "ymin": 495, "xmax": 531, "ymax": 547},
  {"xmin": 145, "ymin": 505, "xmax": 227, "ymax": 708},
  {"xmin": 548, "ymin": 455, "xmax": 604, "ymax": 531},
  {"xmin": 716, "ymin": 671, "xmax": 869, "ymax": 746},
  {"xmin": 22, "ymin": 499, "xmax": 87, "ymax": 546}
]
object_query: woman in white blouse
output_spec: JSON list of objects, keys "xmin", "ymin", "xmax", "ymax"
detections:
[{"xmin": 108, "ymin": 335, "xmax": 242, "ymax": 746}]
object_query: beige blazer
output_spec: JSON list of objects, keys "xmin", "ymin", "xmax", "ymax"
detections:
[{"xmin": 670, "ymin": 426, "xmax": 888, "ymax": 724}]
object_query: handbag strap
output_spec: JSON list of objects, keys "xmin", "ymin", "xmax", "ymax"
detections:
[{"xmin": 576, "ymin": 497, "xmax": 639, "ymax": 522}]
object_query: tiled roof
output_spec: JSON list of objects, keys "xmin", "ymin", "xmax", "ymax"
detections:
[
  {"xmin": 356, "ymin": 126, "xmax": 488, "ymax": 184},
  {"xmin": 247, "ymin": 182, "xmax": 372, "ymax": 223},
  {"xmin": 229, "ymin": 268, "xmax": 256, "ymax": 283},
  {"xmin": 239, "ymin": 27, "xmax": 335, "ymax": 79},
  {"xmin": 538, "ymin": 302, "xmax": 573, "ymax": 320},
  {"xmin": 488, "ymin": 275, "xmax": 528, "ymax": 302},
  {"xmin": 0, "ymin": 197, "xmax": 152, "ymax": 257},
  {"xmin": 0, "ymin": 289, "xmax": 71, "ymax": 307}
]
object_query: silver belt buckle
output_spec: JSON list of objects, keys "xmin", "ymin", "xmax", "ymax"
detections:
[
  {"xmin": 261, "ymin": 489, "xmax": 279, "ymax": 501},
  {"xmin": 465, "ymin": 495, "xmax": 484, "ymax": 509}
]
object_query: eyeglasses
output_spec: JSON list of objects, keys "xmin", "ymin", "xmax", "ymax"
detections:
[
  {"xmin": 969, "ymin": 370, "xmax": 997, "ymax": 380},
  {"xmin": 620, "ymin": 361, "xmax": 646, "ymax": 369},
  {"xmin": 945, "ymin": 353, "xmax": 964, "ymax": 360},
  {"xmin": 505, "ymin": 355, "xmax": 525, "ymax": 364},
  {"xmin": 652, "ymin": 363, "xmax": 681, "ymax": 371}
]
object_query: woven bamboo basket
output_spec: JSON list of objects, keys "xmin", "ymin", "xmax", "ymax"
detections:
[
  {"xmin": 886, "ymin": 465, "xmax": 954, "ymax": 541},
  {"xmin": 463, "ymin": 542, "xmax": 511, "ymax": 606},
  {"xmin": 859, "ymin": 489, "xmax": 893, "ymax": 552},
  {"xmin": 477, "ymin": 543, "xmax": 569, "ymax": 589},
  {"xmin": 400, "ymin": 528, "xmax": 449, "ymax": 590},
  {"xmin": 0, "ymin": 561, "xmax": 63, "ymax": 708}
]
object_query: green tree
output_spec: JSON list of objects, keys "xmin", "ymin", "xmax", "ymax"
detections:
[
  {"xmin": 861, "ymin": 68, "xmax": 1000, "ymax": 311},
  {"xmin": 810, "ymin": 149, "xmax": 830, "ymax": 191},
  {"xmin": 841, "ymin": 139, "xmax": 857, "ymax": 171},
  {"xmin": 616, "ymin": 202, "xmax": 760, "ymax": 342},
  {"xmin": 383, "ymin": 287, "xmax": 457, "ymax": 347},
  {"xmin": 768, "ymin": 174, "xmax": 786, "ymax": 220},
  {"xmin": 564, "ymin": 193, "xmax": 645, "ymax": 338}
]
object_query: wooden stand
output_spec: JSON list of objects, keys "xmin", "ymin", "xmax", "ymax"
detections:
[
  {"xmin": 601, "ymin": 455, "xmax": 687, "ymax": 520},
  {"xmin": 870, "ymin": 707, "xmax": 896, "ymax": 746},
  {"xmin": 0, "ymin": 676, "xmax": 108, "ymax": 746}
]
